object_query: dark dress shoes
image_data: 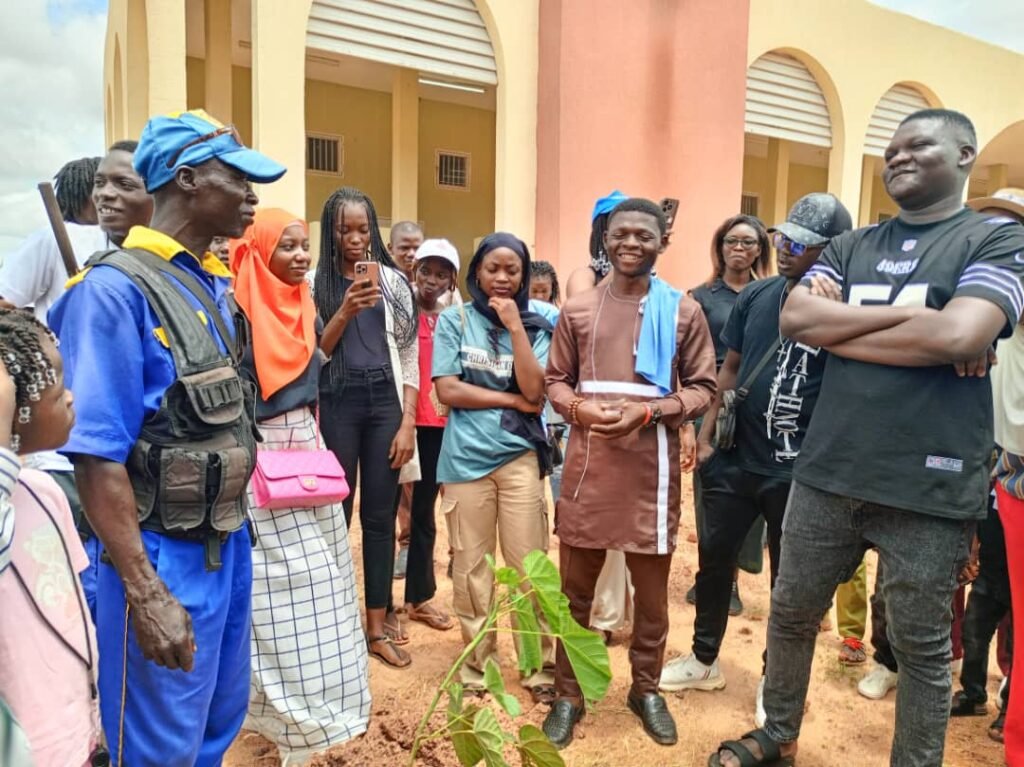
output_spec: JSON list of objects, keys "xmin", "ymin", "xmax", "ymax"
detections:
[
  {"xmin": 627, "ymin": 691, "xmax": 678, "ymax": 746},
  {"xmin": 542, "ymin": 699, "xmax": 584, "ymax": 750}
]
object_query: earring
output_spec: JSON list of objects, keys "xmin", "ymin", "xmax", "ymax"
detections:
[{"xmin": 17, "ymin": 406, "xmax": 30, "ymax": 424}]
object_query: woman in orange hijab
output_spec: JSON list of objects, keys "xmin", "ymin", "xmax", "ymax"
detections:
[{"xmin": 230, "ymin": 209, "xmax": 370, "ymax": 761}]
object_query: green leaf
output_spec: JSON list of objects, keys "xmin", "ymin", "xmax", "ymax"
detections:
[
  {"xmin": 448, "ymin": 686, "xmax": 484, "ymax": 766},
  {"xmin": 485, "ymin": 553, "xmax": 498, "ymax": 572},
  {"xmin": 523, "ymin": 550, "xmax": 611, "ymax": 705},
  {"xmin": 522, "ymin": 550, "xmax": 568, "ymax": 635},
  {"xmin": 483, "ymin": 658, "xmax": 522, "ymax": 717},
  {"xmin": 559, "ymin": 619, "xmax": 612, "ymax": 704},
  {"xmin": 494, "ymin": 566, "xmax": 521, "ymax": 587},
  {"xmin": 516, "ymin": 724, "xmax": 565, "ymax": 767},
  {"xmin": 472, "ymin": 708, "xmax": 511, "ymax": 767},
  {"xmin": 510, "ymin": 592, "xmax": 543, "ymax": 677}
]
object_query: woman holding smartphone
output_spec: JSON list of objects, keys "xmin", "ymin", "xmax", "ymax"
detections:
[
  {"xmin": 315, "ymin": 186, "xmax": 419, "ymax": 669},
  {"xmin": 433, "ymin": 232, "xmax": 557, "ymax": 702}
]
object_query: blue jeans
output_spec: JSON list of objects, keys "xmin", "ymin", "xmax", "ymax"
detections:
[{"xmin": 764, "ymin": 481, "xmax": 972, "ymax": 767}]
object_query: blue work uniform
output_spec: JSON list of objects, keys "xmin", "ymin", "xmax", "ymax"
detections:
[{"xmin": 49, "ymin": 226, "xmax": 252, "ymax": 767}]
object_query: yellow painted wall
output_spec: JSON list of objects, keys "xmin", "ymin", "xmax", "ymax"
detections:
[
  {"xmin": 418, "ymin": 99, "xmax": 496, "ymax": 280},
  {"xmin": 184, "ymin": 57, "xmax": 252, "ymax": 145},
  {"xmin": 304, "ymin": 78, "xmax": 393, "ymax": 227},
  {"xmin": 742, "ymin": 155, "xmax": 829, "ymax": 224}
]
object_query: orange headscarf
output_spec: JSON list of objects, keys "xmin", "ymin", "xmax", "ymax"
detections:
[{"xmin": 229, "ymin": 208, "xmax": 316, "ymax": 399}]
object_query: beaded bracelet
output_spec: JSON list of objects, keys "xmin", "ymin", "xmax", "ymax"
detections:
[{"xmin": 568, "ymin": 396, "xmax": 585, "ymax": 425}]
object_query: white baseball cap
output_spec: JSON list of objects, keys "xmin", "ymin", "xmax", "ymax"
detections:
[{"xmin": 413, "ymin": 238, "xmax": 460, "ymax": 274}]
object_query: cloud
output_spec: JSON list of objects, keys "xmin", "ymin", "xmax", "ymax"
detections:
[
  {"xmin": 869, "ymin": 0, "xmax": 1024, "ymax": 53},
  {"xmin": 0, "ymin": 0, "xmax": 106, "ymax": 257}
]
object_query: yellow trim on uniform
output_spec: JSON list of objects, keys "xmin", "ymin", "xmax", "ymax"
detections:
[{"xmin": 201, "ymin": 252, "xmax": 233, "ymax": 279}]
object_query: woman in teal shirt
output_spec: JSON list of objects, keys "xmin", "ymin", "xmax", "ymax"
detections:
[{"xmin": 432, "ymin": 232, "xmax": 557, "ymax": 702}]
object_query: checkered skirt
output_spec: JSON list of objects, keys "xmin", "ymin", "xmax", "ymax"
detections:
[{"xmin": 245, "ymin": 407, "xmax": 370, "ymax": 762}]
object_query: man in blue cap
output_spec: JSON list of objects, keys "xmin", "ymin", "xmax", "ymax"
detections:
[{"xmin": 49, "ymin": 109, "xmax": 286, "ymax": 767}]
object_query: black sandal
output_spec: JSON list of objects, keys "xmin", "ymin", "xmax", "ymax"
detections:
[
  {"xmin": 366, "ymin": 635, "xmax": 411, "ymax": 669},
  {"xmin": 990, "ymin": 710, "xmax": 1006, "ymax": 743},
  {"xmin": 949, "ymin": 690, "xmax": 987, "ymax": 717},
  {"xmin": 708, "ymin": 729, "xmax": 795, "ymax": 767}
]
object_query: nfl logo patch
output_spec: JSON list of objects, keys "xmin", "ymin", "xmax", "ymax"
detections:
[{"xmin": 901, "ymin": 239, "xmax": 917, "ymax": 252}]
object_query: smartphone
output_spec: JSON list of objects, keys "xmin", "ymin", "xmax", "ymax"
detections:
[
  {"xmin": 354, "ymin": 260, "xmax": 380, "ymax": 289},
  {"xmin": 660, "ymin": 197, "xmax": 680, "ymax": 231}
]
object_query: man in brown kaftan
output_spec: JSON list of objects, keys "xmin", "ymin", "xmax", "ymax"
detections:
[{"xmin": 541, "ymin": 198, "xmax": 717, "ymax": 749}]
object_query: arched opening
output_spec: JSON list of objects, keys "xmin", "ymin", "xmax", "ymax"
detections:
[
  {"xmin": 742, "ymin": 51, "xmax": 834, "ymax": 242},
  {"xmin": 858, "ymin": 83, "xmax": 936, "ymax": 225},
  {"xmin": 969, "ymin": 120, "xmax": 1024, "ymax": 201},
  {"xmin": 301, "ymin": 0, "xmax": 498, "ymax": 267}
]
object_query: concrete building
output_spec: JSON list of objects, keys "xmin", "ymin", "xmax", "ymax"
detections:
[{"xmin": 104, "ymin": 0, "xmax": 1024, "ymax": 289}]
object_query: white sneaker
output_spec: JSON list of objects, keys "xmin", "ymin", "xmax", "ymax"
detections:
[
  {"xmin": 754, "ymin": 675, "xmax": 767, "ymax": 728},
  {"xmin": 998, "ymin": 677, "xmax": 1009, "ymax": 710},
  {"xmin": 858, "ymin": 663, "xmax": 898, "ymax": 700},
  {"xmin": 659, "ymin": 654, "xmax": 726, "ymax": 692}
]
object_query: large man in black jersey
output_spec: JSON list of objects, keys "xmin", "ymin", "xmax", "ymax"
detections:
[{"xmin": 709, "ymin": 109, "xmax": 1024, "ymax": 767}]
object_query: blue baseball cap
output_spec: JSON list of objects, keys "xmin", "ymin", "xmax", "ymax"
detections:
[
  {"xmin": 134, "ymin": 109, "xmax": 287, "ymax": 193},
  {"xmin": 591, "ymin": 189, "xmax": 629, "ymax": 221}
]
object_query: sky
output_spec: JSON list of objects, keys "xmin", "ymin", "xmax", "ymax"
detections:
[{"xmin": 0, "ymin": 0, "xmax": 1022, "ymax": 257}]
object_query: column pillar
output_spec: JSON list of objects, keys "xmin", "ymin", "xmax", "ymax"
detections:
[
  {"xmin": 144, "ymin": 0, "xmax": 187, "ymax": 117},
  {"xmin": 858, "ymin": 155, "xmax": 880, "ymax": 226},
  {"xmin": 250, "ymin": 0, "xmax": 310, "ymax": 214},
  {"xmin": 204, "ymin": 0, "xmax": 233, "ymax": 123},
  {"xmin": 391, "ymin": 68, "xmax": 419, "ymax": 224},
  {"xmin": 767, "ymin": 137, "xmax": 790, "ymax": 226}
]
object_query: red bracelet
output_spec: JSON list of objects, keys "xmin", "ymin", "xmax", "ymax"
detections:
[{"xmin": 641, "ymin": 404, "xmax": 653, "ymax": 427}]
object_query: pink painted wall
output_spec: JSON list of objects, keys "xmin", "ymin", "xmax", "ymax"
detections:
[{"xmin": 536, "ymin": 0, "xmax": 750, "ymax": 291}]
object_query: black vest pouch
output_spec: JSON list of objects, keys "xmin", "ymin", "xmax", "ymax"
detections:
[{"xmin": 173, "ymin": 366, "xmax": 246, "ymax": 434}]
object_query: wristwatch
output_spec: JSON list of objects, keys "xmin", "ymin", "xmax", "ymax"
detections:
[{"xmin": 648, "ymin": 405, "xmax": 663, "ymax": 427}]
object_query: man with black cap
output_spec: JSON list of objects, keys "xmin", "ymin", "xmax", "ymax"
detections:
[
  {"xmin": 49, "ymin": 109, "xmax": 286, "ymax": 767},
  {"xmin": 711, "ymin": 108, "xmax": 1024, "ymax": 767},
  {"xmin": 659, "ymin": 193, "xmax": 852, "ymax": 718}
]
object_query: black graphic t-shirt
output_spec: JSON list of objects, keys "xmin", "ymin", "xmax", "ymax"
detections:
[
  {"xmin": 721, "ymin": 276, "xmax": 826, "ymax": 479},
  {"xmin": 796, "ymin": 209, "xmax": 1024, "ymax": 520}
]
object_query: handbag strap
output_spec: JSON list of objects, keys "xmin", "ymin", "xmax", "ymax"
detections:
[{"xmin": 735, "ymin": 338, "xmax": 781, "ymax": 403}]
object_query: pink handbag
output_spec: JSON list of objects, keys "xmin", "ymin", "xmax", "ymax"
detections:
[{"xmin": 251, "ymin": 406, "xmax": 350, "ymax": 510}]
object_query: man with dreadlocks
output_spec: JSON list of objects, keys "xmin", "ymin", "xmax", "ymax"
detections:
[
  {"xmin": 0, "ymin": 145, "xmax": 153, "ymax": 620},
  {"xmin": 314, "ymin": 186, "xmax": 421, "ymax": 668},
  {"xmin": 543, "ymin": 197, "xmax": 716, "ymax": 749},
  {"xmin": 0, "ymin": 156, "xmax": 104, "ymax": 319},
  {"xmin": 49, "ymin": 109, "xmax": 286, "ymax": 767}
]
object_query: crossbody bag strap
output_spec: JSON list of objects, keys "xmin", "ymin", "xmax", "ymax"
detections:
[{"xmin": 735, "ymin": 338, "xmax": 781, "ymax": 403}]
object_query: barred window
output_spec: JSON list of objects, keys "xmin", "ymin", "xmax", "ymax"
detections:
[
  {"xmin": 436, "ymin": 151, "xmax": 470, "ymax": 190},
  {"xmin": 307, "ymin": 134, "xmax": 343, "ymax": 175},
  {"xmin": 740, "ymin": 193, "xmax": 759, "ymax": 218}
]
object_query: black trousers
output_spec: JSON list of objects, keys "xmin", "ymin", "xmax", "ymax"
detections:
[
  {"xmin": 320, "ymin": 368, "xmax": 402, "ymax": 610},
  {"xmin": 405, "ymin": 426, "xmax": 444, "ymax": 605},
  {"xmin": 961, "ymin": 493, "xmax": 1012, "ymax": 704},
  {"xmin": 693, "ymin": 451, "xmax": 791, "ymax": 666}
]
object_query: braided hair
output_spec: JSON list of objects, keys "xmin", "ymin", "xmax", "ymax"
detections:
[
  {"xmin": 0, "ymin": 310, "xmax": 59, "ymax": 453},
  {"xmin": 54, "ymin": 156, "xmax": 101, "ymax": 223},
  {"xmin": 588, "ymin": 212, "xmax": 612, "ymax": 278},
  {"xmin": 530, "ymin": 260, "xmax": 560, "ymax": 305},
  {"xmin": 314, "ymin": 187, "xmax": 417, "ymax": 385}
]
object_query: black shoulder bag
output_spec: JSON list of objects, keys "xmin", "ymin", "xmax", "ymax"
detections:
[{"xmin": 714, "ymin": 339, "xmax": 780, "ymax": 451}]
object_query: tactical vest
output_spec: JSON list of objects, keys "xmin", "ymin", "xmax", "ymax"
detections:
[{"xmin": 88, "ymin": 248, "xmax": 257, "ymax": 535}]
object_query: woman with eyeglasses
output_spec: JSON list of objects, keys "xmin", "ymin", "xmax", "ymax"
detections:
[{"xmin": 682, "ymin": 215, "xmax": 771, "ymax": 615}]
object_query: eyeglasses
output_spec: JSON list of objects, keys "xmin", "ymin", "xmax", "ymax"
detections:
[
  {"xmin": 723, "ymin": 236, "xmax": 759, "ymax": 249},
  {"xmin": 165, "ymin": 125, "xmax": 242, "ymax": 168},
  {"xmin": 771, "ymin": 232, "xmax": 817, "ymax": 256}
]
